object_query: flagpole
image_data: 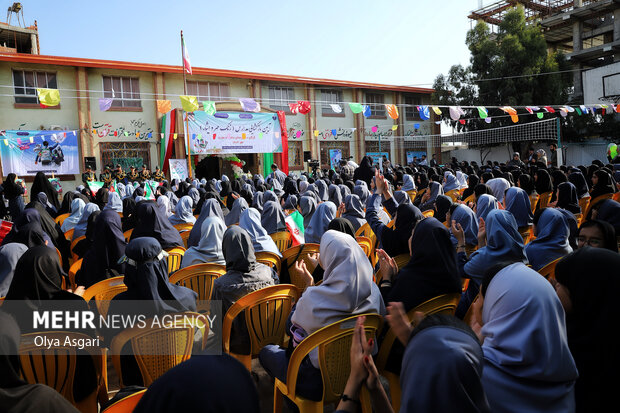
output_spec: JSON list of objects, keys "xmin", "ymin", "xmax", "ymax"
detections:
[{"xmin": 181, "ymin": 30, "xmax": 193, "ymax": 179}]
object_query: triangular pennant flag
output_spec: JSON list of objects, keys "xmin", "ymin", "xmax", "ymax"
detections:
[
  {"xmin": 313, "ymin": 130, "xmax": 319, "ymax": 137},
  {"xmin": 180, "ymin": 95, "xmax": 199, "ymax": 112},
  {"xmin": 459, "ymin": 119, "xmax": 466, "ymax": 125},
  {"xmin": 431, "ymin": 106, "xmax": 442, "ymax": 115},
  {"xmin": 579, "ymin": 105, "xmax": 588, "ymax": 114},
  {"xmin": 484, "ymin": 117, "xmax": 492, "ymax": 123},
  {"xmin": 362, "ymin": 105, "xmax": 372, "ymax": 118},
  {"xmin": 500, "ymin": 106, "xmax": 519, "ymax": 123},
  {"xmin": 559, "ymin": 109, "xmax": 568, "ymax": 117},
  {"xmin": 37, "ymin": 88, "xmax": 60, "ymax": 106},
  {"xmin": 391, "ymin": 125, "xmax": 398, "ymax": 130},
  {"xmin": 537, "ymin": 112, "xmax": 544, "ymax": 119},
  {"xmin": 386, "ymin": 104, "xmax": 399, "ymax": 120},
  {"xmin": 331, "ymin": 129, "xmax": 338, "ymax": 137},
  {"xmin": 349, "ymin": 103, "xmax": 363, "ymax": 114},
  {"xmin": 575, "ymin": 107, "xmax": 582, "ymax": 116},
  {"xmin": 543, "ymin": 106, "xmax": 555, "ymax": 113},
  {"xmin": 99, "ymin": 98, "xmax": 113, "ymax": 112},
  {"xmin": 296, "ymin": 101, "xmax": 311, "ymax": 114},
  {"xmin": 202, "ymin": 101, "xmax": 216, "ymax": 115},
  {"xmin": 417, "ymin": 105, "xmax": 430, "ymax": 121},
  {"xmin": 157, "ymin": 100, "xmax": 172, "ymax": 114},
  {"xmin": 477, "ymin": 106, "xmax": 488, "ymax": 119},
  {"xmin": 239, "ymin": 98, "xmax": 260, "ymax": 112},
  {"xmin": 449, "ymin": 106, "xmax": 464, "ymax": 121},
  {"xmin": 288, "ymin": 102, "xmax": 300, "ymax": 114},
  {"xmin": 329, "ymin": 104, "xmax": 342, "ymax": 113},
  {"xmin": 563, "ymin": 105, "xmax": 575, "ymax": 113}
]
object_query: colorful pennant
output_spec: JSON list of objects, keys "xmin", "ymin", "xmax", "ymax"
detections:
[
  {"xmin": 386, "ymin": 104, "xmax": 399, "ymax": 120},
  {"xmin": 417, "ymin": 105, "xmax": 430, "ymax": 121},
  {"xmin": 99, "ymin": 98, "xmax": 113, "ymax": 112},
  {"xmin": 180, "ymin": 95, "xmax": 199, "ymax": 112},
  {"xmin": 202, "ymin": 100, "xmax": 216, "ymax": 115},
  {"xmin": 239, "ymin": 98, "xmax": 260, "ymax": 112},
  {"xmin": 37, "ymin": 88, "xmax": 60, "ymax": 106},
  {"xmin": 349, "ymin": 103, "xmax": 363, "ymax": 114},
  {"xmin": 157, "ymin": 100, "xmax": 172, "ymax": 114}
]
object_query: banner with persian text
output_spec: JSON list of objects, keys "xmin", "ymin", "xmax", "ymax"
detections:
[{"xmin": 184, "ymin": 111, "xmax": 282, "ymax": 154}]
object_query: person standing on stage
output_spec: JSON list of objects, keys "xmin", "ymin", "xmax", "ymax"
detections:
[
  {"xmin": 114, "ymin": 164, "xmax": 127, "ymax": 184},
  {"xmin": 128, "ymin": 166, "xmax": 140, "ymax": 183},
  {"xmin": 82, "ymin": 165, "xmax": 96, "ymax": 185},
  {"xmin": 100, "ymin": 165, "xmax": 113, "ymax": 187},
  {"xmin": 153, "ymin": 166, "xmax": 165, "ymax": 182},
  {"xmin": 140, "ymin": 164, "xmax": 151, "ymax": 182}
]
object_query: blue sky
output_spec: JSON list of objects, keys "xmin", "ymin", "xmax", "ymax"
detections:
[{"xmin": 21, "ymin": 0, "xmax": 480, "ymax": 87}]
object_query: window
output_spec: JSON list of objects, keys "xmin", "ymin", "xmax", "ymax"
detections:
[
  {"xmin": 186, "ymin": 81, "xmax": 230, "ymax": 101},
  {"xmin": 13, "ymin": 70, "xmax": 57, "ymax": 104},
  {"xmin": 365, "ymin": 93, "xmax": 386, "ymax": 118},
  {"xmin": 288, "ymin": 141, "xmax": 304, "ymax": 170},
  {"xmin": 268, "ymin": 86, "xmax": 295, "ymax": 112},
  {"xmin": 404, "ymin": 95, "xmax": 421, "ymax": 120},
  {"xmin": 102, "ymin": 76, "xmax": 141, "ymax": 108},
  {"xmin": 321, "ymin": 89, "xmax": 344, "ymax": 116},
  {"xmin": 320, "ymin": 141, "xmax": 350, "ymax": 170},
  {"xmin": 100, "ymin": 142, "xmax": 151, "ymax": 170},
  {"xmin": 365, "ymin": 140, "xmax": 391, "ymax": 158}
]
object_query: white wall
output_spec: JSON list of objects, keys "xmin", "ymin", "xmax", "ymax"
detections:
[{"xmin": 583, "ymin": 62, "xmax": 620, "ymax": 105}]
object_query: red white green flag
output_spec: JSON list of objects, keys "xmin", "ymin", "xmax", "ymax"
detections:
[
  {"xmin": 182, "ymin": 36, "xmax": 192, "ymax": 75},
  {"xmin": 88, "ymin": 181, "xmax": 104, "ymax": 197},
  {"xmin": 285, "ymin": 211, "xmax": 305, "ymax": 246}
]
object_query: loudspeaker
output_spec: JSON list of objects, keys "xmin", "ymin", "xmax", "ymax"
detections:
[
  {"xmin": 84, "ymin": 157, "xmax": 96, "ymax": 170},
  {"xmin": 303, "ymin": 151, "xmax": 312, "ymax": 161}
]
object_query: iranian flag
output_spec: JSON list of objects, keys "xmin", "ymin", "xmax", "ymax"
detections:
[
  {"xmin": 285, "ymin": 211, "xmax": 305, "ymax": 246},
  {"xmin": 160, "ymin": 109, "xmax": 176, "ymax": 173},
  {"xmin": 144, "ymin": 181, "xmax": 160, "ymax": 200},
  {"xmin": 88, "ymin": 181, "xmax": 105, "ymax": 197},
  {"xmin": 182, "ymin": 36, "xmax": 192, "ymax": 75},
  {"xmin": 108, "ymin": 180, "xmax": 117, "ymax": 193}
]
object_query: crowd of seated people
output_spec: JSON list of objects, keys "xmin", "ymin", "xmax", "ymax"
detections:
[{"xmin": 0, "ymin": 153, "xmax": 618, "ymax": 413}]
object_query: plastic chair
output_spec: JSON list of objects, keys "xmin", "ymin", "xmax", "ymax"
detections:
[
  {"xmin": 165, "ymin": 247, "xmax": 186, "ymax": 274},
  {"xmin": 356, "ymin": 236, "xmax": 373, "ymax": 260},
  {"xmin": 174, "ymin": 223, "xmax": 194, "ymax": 232},
  {"xmin": 462, "ymin": 194, "xmax": 474, "ymax": 205},
  {"xmin": 54, "ymin": 212, "xmax": 70, "ymax": 226},
  {"xmin": 422, "ymin": 209, "xmax": 434, "ymax": 218},
  {"xmin": 574, "ymin": 213, "xmax": 583, "ymax": 226},
  {"xmin": 281, "ymin": 243, "xmax": 321, "ymax": 291},
  {"xmin": 355, "ymin": 223, "xmax": 378, "ymax": 266},
  {"xmin": 222, "ymin": 284, "xmax": 300, "ymax": 371},
  {"xmin": 584, "ymin": 193, "xmax": 613, "ymax": 218},
  {"xmin": 537, "ymin": 191, "xmax": 553, "ymax": 210},
  {"xmin": 537, "ymin": 256, "xmax": 563, "ymax": 281},
  {"xmin": 256, "ymin": 251, "xmax": 282, "ymax": 275},
  {"xmin": 169, "ymin": 263, "xmax": 225, "ymax": 311},
  {"xmin": 445, "ymin": 189, "xmax": 459, "ymax": 202},
  {"xmin": 529, "ymin": 193, "xmax": 540, "ymax": 214},
  {"xmin": 386, "ymin": 219, "xmax": 395, "ymax": 229},
  {"xmin": 123, "ymin": 229, "xmax": 133, "ymax": 243},
  {"xmin": 273, "ymin": 313, "xmax": 382, "ymax": 413},
  {"xmin": 613, "ymin": 192, "xmax": 620, "ymax": 202},
  {"xmin": 578, "ymin": 196, "xmax": 590, "ymax": 216},
  {"xmin": 393, "ymin": 253, "xmax": 410, "ymax": 271},
  {"xmin": 101, "ymin": 389, "xmax": 147, "ymax": 413},
  {"xmin": 70, "ymin": 235, "xmax": 86, "ymax": 261},
  {"xmin": 111, "ymin": 312, "xmax": 207, "ymax": 387},
  {"xmin": 179, "ymin": 230, "xmax": 191, "ymax": 248},
  {"xmin": 64, "ymin": 228, "xmax": 75, "ymax": 242},
  {"xmin": 270, "ymin": 231, "xmax": 293, "ymax": 253},
  {"xmin": 20, "ymin": 331, "xmax": 108, "ymax": 413},
  {"xmin": 376, "ymin": 293, "xmax": 461, "ymax": 412},
  {"xmin": 68, "ymin": 258, "xmax": 83, "ymax": 291},
  {"xmin": 82, "ymin": 276, "xmax": 128, "ymax": 319},
  {"xmin": 518, "ymin": 226, "xmax": 533, "ymax": 244},
  {"xmin": 406, "ymin": 190, "xmax": 417, "ymax": 202}
]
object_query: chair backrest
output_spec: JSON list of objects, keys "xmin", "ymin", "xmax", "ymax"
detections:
[
  {"xmin": 169, "ymin": 263, "xmax": 225, "ymax": 311},
  {"xmin": 222, "ymin": 284, "xmax": 300, "ymax": 359},
  {"xmin": 270, "ymin": 231, "xmax": 293, "ymax": 253},
  {"xmin": 281, "ymin": 243, "xmax": 321, "ymax": 291},
  {"xmin": 406, "ymin": 190, "xmax": 417, "ymax": 202},
  {"xmin": 578, "ymin": 196, "xmax": 590, "ymax": 216},
  {"xmin": 63, "ymin": 228, "xmax": 75, "ymax": 242},
  {"xmin": 54, "ymin": 213, "xmax": 70, "ymax": 226},
  {"xmin": 19, "ymin": 331, "xmax": 104, "ymax": 406},
  {"xmin": 376, "ymin": 293, "xmax": 460, "ymax": 373},
  {"xmin": 355, "ymin": 236, "xmax": 372, "ymax": 259},
  {"xmin": 123, "ymin": 229, "xmax": 133, "ymax": 243},
  {"xmin": 394, "ymin": 253, "xmax": 411, "ymax": 271},
  {"xmin": 110, "ymin": 312, "xmax": 205, "ymax": 387},
  {"xmin": 101, "ymin": 389, "xmax": 147, "ymax": 413},
  {"xmin": 284, "ymin": 314, "xmax": 382, "ymax": 404},
  {"xmin": 445, "ymin": 189, "xmax": 460, "ymax": 202},
  {"xmin": 422, "ymin": 209, "xmax": 434, "ymax": 218},
  {"xmin": 70, "ymin": 235, "xmax": 86, "ymax": 261},
  {"xmin": 179, "ymin": 230, "xmax": 191, "ymax": 248},
  {"xmin": 574, "ymin": 213, "xmax": 583, "ymax": 226},
  {"xmin": 584, "ymin": 193, "xmax": 613, "ymax": 218},
  {"xmin": 165, "ymin": 247, "xmax": 186, "ymax": 274},
  {"xmin": 529, "ymin": 193, "xmax": 540, "ymax": 214},
  {"xmin": 462, "ymin": 194, "xmax": 474, "ymax": 205},
  {"xmin": 386, "ymin": 219, "xmax": 395, "ymax": 229},
  {"xmin": 82, "ymin": 276, "xmax": 128, "ymax": 318},
  {"xmin": 613, "ymin": 192, "xmax": 620, "ymax": 202},
  {"xmin": 518, "ymin": 226, "xmax": 533, "ymax": 244},
  {"xmin": 537, "ymin": 191, "xmax": 553, "ymax": 210},
  {"xmin": 174, "ymin": 223, "xmax": 194, "ymax": 232},
  {"xmin": 354, "ymin": 222, "xmax": 378, "ymax": 254},
  {"xmin": 68, "ymin": 258, "xmax": 83, "ymax": 291},
  {"xmin": 255, "ymin": 251, "xmax": 282, "ymax": 275},
  {"xmin": 537, "ymin": 256, "xmax": 563, "ymax": 281}
]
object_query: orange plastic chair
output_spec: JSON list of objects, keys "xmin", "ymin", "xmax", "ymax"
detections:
[
  {"xmin": 355, "ymin": 223, "xmax": 378, "ymax": 266},
  {"xmin": 537, "ymin": 191, "xmax": 553, "ymax": 210},
  {"xmin": 445, "ymin": 189, "xmax": 459, "ymax": 202},
  {"xmin": 82, "ymin": 276, "xmax": 128, "ymax": 319},
  {"xmin": 281, "ymin": 243, "xmax": 321, "ymax": 291},
  {"xmin": 64, "ymin": 228, "xmax": 75, "ymax": 242},
  {"xmin": 101, "ymin": 389, "xmax": 147, "ymax": 413},
  {"xmin": 222, "ymin": 284, "xmax": 300, "ymax": 371},
  {"xmin": 256, "ymin": 251, "xmax": 282, "ymax": 275},
  {"xmin": 578, "ymin": 196, "xmax": 590, "ymax": 216},
  {"xmin": 537, "ymin": 256, "xmax": 563, "ymax": 281},
  {"xmin": 165, "ymin": 247, "xmax": 186, "ymax": 274},
  {"xmin": 376, "ymin": 293, "xmax": 461, "ymax": 412},
  {"xmin": 406, "ymin": 190, "xmax": 417, "ymax": 203},
  {"xmin": 273, "ymin": 314, "xmax": 382, "ymax": 413},
  {"xmin": 111, "ymin": 312, "xmax": 207, "ymax": 388},
  {"xmin": 270, "ymin": 231, "xmax": 293, "ymax": 253},
  {"xmin": 529, "ymin": 193, "xmax": 540, "ymax": 214},
  {"xmin": 574, "ymin": 213, "xmax": 583, "ymax": 226},
  {"xmin": 356, "ymin": 236, "xmax": 373, "ymax": 260},
  {"xmin": 123, "ymin": 229, "xmax": 133, "ymax": 243},
  {"xmin": 613, "ymin": 192, "xmax": 620, "ymax": 202},
  {"xmin": 20, "ymin": 331, "xmax": 108, "ymax": 413},
  {"xmin": 422, "ymin": 209, "xmax": 434, "ymax": 218},
  {"xmin": 68, "ymin": 258, "xmax": 83, "ymax": 291},
  {"xmin": 174, "ymin": 223, "xmax": 194, "ymax": 232},
  {"xmin": 393, "ymin": 253, "xmax": 411, "ymax": 271},
  {"xmin": 462, "ymin": 194, "xmax": 474, "ymax": 205},
  {"xmin": 169, "ymin": 263, "xmax": 225, "ymax": 311},
  {"xmin": 70, "ymin": 235, "xmax": 86, "ymax": 261},
  {"xmin": 179, "ymin": 230, "xmax": 191, "ymax": 248},
  {"xmin": 518, "ymin": 226, "xmax": 533, "ymax": 244},
  {"xmin": 54, "ymin": 212, "xmax": 70, "ymax": 226},
  {"xmin": 386, "ymin": 219, "xmax": 395, "ymax": 229},
  {"xmin": 584, "ymin": 193, "xmax": 613, "ymax": 218}
]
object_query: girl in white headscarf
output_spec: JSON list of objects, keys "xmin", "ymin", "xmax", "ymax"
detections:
[
  {"xmin": 456, "ymin": 170, "xmax": 468, "ymax": 190},
  {"xmin": 157, "ymin": 195, "xmax": 172, "ymax": 217},
  {"xmin": 60, "ymin": 197, "xmax": 85, "ymax": 232},
  {"xmin": 180, "ymin": 216, "xmax": 226, "ymax": 268},
  {"xmin": 168, "ymin": 196, "xmax": 196, "ymax": 226},
  {"xmin": 477, "ymin": 262, "xmax": 578, "ymax": 412}
]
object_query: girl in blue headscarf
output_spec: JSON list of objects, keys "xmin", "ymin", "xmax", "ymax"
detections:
[
  {"xmin": 448, "ymin": 204, "xmax": 478, "ymax": 247},
  {"xmin": 304, "ymin": 202, "xmax": 336, "ymax": 244},
  {"xmin": 475, "ymin": 194, "xmax": 498, "ymax": 222},
  {"xmin": 168, "ymin": 196, "xmax": 196, "ymax": 226},
  {"xmin": 104, "ymin": 191, "xmax": 123, "ymax": 213},
  {"xmin": 524, "ymin": 208, "xmax": 572, "ymax": 270},
  {"xmin": 402, "ymin": 174, "xmax": 416, "ymax": 191},
  {"xmin": 505, "ymin": 186, "xmax": 533, "ymax": 228},
  {"xmin": 72, "ymin": 203, "xmax": 100, "ymax": 240},
  {"xmin": 443, "ymin": 172, "xmax": 460, "ymax": 193},
  {"xmin": 61, "ymin": 197, "xmax": 85, "ymax": 232}
]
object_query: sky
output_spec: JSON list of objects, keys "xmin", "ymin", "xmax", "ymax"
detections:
[{"xmin": 16, "ymin": 0, "xmax": 482, "ymax": 87}]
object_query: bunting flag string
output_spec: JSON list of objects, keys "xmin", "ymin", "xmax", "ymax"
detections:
[
  {"xmin": 417, "ymin": 105, "xmax": 430, "ymax": 121},
  {"xmin": 349, "ymin": 102, "xmax": 363, "ymax": 114},
  {"xmin": 37, "ymin": 88, "xmax": 60, "ymax": 106},
  {"xmin": 239, "ymin": 98, "xmax": 260, "ymax": 112},
  {"xmin": 99, "ymin": 98, "xmax": 113, "ymax": 112},
  {"xmin": 386, "ymin": 104, "xmax": 399, "ymax": 120},
  {"xmin": 157, "ymin": 100, "xmax": 172, "ymax": 114},
  {"xmin": 180, "ymin": 95, "xmax": 199, "ymax": 112}
]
